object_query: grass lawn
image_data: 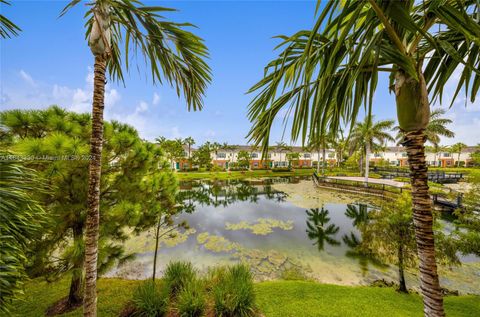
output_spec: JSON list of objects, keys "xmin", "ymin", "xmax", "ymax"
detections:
[
  {"xmin": 176, "ymin": 168, "xmax": 315, "ymax": 180},
  {"xmin": 6, "ymin": 278, "xmax": 479, "ymax": 317}
]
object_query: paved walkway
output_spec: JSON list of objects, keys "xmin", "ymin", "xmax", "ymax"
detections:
[{"xmin": 327, "ymin": 176, "xmax": 406, "ymax": 188}]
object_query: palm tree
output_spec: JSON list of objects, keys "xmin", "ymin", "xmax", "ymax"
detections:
[
  {"xmin": 396, "ymin": 108, "xmax": 455, "ymax": 146},
  {"xmin": 451, "ymin": 142, "xmax": 467, "ymax": 167},
  {"xmin": 308, "ymin": 133, "xmax": 329, "ymax": 175},
  {"xmin": 0, "ymin": 0, "xmax": 20, "ymax": 38},
  {"xmin": 184, "ymin": 137, "xmax": 195, "ymax": 159},
  {"xmin": 61, "ymin": 1, "xmax": 211, "ymax": 315},
  {"xmin": 247, "ymin": 1, "xmax": 479, "ymax": 315},
  {"xmin": 349, "ymin": 117, "xmax": 395, "ymax": 184},
  {"xmin": 274, "ymin": 141, "xmax": 290, "ymax": 167}
]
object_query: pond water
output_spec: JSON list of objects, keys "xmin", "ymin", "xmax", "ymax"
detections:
[{"xmin": 107, "ymin": 177, "xmax": 480, "ymax": 295}]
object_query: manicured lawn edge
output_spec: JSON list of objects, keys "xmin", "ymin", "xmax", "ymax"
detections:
[{"xmin": 7, "ymin": 278, "xmax": 479, "ymax": 317}]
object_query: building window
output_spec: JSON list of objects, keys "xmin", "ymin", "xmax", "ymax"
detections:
[
  {"xmin": 304, "ymin": 153, "xmax": 311, "ymax": 158},
  {"xmin": 217, "ymin": 152, "xmax": 226, "ymax": 158},
  {"xmin": 268, "ymin": 153, "xmax": 272, "ymax": 158},
  {"xmin": 442, "ymin": 152, "xmax": 451, "ymax": 157},
  {"xmin": 401, "ymin": 153, "xmax": 407, "ymax": 157},
  {"xmin": 374, "ymin": 153, "xmax": 381, "ymax": 158},
  {"xmin": 251, "ymin": 153, "xmax": 258, "ymax": 158},
  {"xmin": 253, "ymin": 162, "xmax": 258, "ymax": 167}
]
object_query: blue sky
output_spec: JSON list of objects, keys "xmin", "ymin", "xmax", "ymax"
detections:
[{"xmin": 1, "ymin": 0, "xmax": 479, "ymax": 146}]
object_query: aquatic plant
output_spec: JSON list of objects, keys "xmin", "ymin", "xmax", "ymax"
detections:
[{"xmin": 225, "ymin": 218, "xmax": 294, "ymax": 235}]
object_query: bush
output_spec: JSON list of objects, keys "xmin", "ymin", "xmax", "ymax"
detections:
[
  {"xmin": 164, "ymin": 261, "xmax": 197, "ymax": 297},
  {"xmin": 229, "ymin": 167, "xmax": 249, "ymax": 171},
  {"xmin": 181, "ymin": 167, "xmax": 199, "ymax": 172},
  {"xmin": 177, "ymin": 279, "xmax": 206, "ymax": 317},
  {"xmin": 271, "ymin": 167, "xmax": 291, "ymax": 172},
  {"xmin": 131, "ymin": 280, "xmax": 168, "ymax": 317},
  {"xmin": 214, "ymin": 264, "xmax": 256, "ymax": 317}
]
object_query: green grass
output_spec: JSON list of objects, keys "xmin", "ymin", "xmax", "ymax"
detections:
[
  {"xmin": 5, "ymin": 278, "xmax": 479, "ymax": 317},
  {"xmin": 255, "ymin": 281, "xmax": 480, "ymax": 317},
  {"xmin": 176, "ymin": 168, "xmax": 314, "ymax": 180}
]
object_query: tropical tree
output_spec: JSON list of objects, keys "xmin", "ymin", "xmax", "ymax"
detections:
[
  {"xmin": 450, "ymin": 142, "xmax": 467, "ymax": 167},
  {"xmin": 349, "ymin": 117, "xmax": 395, "ymax": 183},
  {"xmin": 396, "ymin": 108, "xmax": 455, "ymax": 146},
  {"xmin": 157, "ymin": 137, "xmax": 185, "ymax": 170},
  {"xmin": 183, "ymin": 137, "xmax": 195, "ymax": 159},
  {"xmin": 191, "ymin": 143, "xmax": 213, "ymax": 169},
  {"xmin": 307, "ymin": 134, "xmax": 329, "ymax": 175},
  {"xmin": 0, "ymin": 0, "xmax": 20, "ymax": 38},
  {"xmin": 0, "ymin": 154, "xmax": 46, "ymax": 314},
  {"xmin": 286, "ymin": 151, "xmax": 300, "ymax": 167},
  {"xmin": 61, "ymin": 1, "xmax": 211, "ymax": 314},
  {"xmin": 247, "ymin": 1, "xmax": 479, "ymax": 315},
  {"xmin": 274, "ymin": 141, "xmax": 291, "ymax": 167},
  {"xmin": 1, "ymin": 107, "xmax": 177, "ymax": 314},
  {"xmin": 236, "ymin": 150, "xmax": 251, "ymax": 169}
]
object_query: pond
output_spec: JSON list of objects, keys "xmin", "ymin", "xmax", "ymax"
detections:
[{"xmin": 107, "ymin": 177, "xmax": 480, "ymax": 295}]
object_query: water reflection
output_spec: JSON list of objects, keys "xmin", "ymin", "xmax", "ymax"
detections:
[
  {"xmin": 109, "ymin": 178, "xmax": 480, "ymax": 294},
  {"xmin": 176, "ymin": 178, "xmax": 290, "ymax": 211},
  {"xmin": 306, "ymin": 207, "xmax": 340, "ymax": 251}
]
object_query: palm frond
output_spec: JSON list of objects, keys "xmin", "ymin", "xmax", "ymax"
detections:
[
  {"xmin": 0, "ymin": 0, "xmax": 21, "ymax": 38},
  {"xmin": 62, "ymin": 0, "xmax": 211, "ymax": 111}
]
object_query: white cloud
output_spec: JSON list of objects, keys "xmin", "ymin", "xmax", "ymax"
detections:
[
  {"xmin": 152, "ymin": 92, "xmax": 160, "ymax": 105},
  {"xmin": 19, "ymin": 70, "xmax": 36, "ymax": 86},
  {"xmin": 136, "ymin": 101, "xmax": 148, "ymax": 113}
]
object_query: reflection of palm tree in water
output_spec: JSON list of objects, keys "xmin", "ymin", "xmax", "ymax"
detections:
[
  {"xmin": 343, "ymin": 204, "xmax": 386, "ymax": 275},
  {"xmin": 306, "ymin": 207, "xmax": 340, "ymax": 251},
  {"xmin": 344, "ymin": 203, "xmax": 369, "ymax": 227}
]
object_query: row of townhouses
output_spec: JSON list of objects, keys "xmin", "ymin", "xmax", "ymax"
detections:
[{"xmin": 174, "ymin": 145, "xmax": 477, "ymax": 170}]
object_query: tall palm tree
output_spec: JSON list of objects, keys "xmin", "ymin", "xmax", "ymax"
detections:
[
  {"xmin": 0, "ymin": 0, "xmax": 20, "ymax": 38},
  {"xmin": 451, "ymin": 142, "xmax": 467, "ymax": 167},
  {"xmin": 61, "ymin": 1, "xmax": 211, "ymax": 315},
  {"xmin": 184, "ymin": 137, "xmax": 195, "ymax": 159},
  {"xmin": 308, "ymin": 133, "xmax": 329, "ymax": 175},
  {"xmin": 395, "ymin": 108, "xmax": 455, "ymax": 146},
  {"xmin": 247, "ymin": 1, "xmax": 479, "ymax": 315},
  {"xmin": 349, "ymin": 117, "xmax": 395, "ymax": 184}
]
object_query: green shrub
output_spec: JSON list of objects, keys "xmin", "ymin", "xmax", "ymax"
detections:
[
  {"xmin": 204, "ymin": 266, "xmax": 228, "ymax": 293},
  {"xmin": 164, "ymin": 261, "xmax": 197, "ymax": 297},
  {"xmin": 214, "ymin": 264, "xmax": 256, "ymax": 317},
  {"xmin": 177, "ymin": 279, "xmax": 206, "ymax": 317},
  {"xmin": 131, "ymin": 280, "xmax": 168, "ymax": 317}
]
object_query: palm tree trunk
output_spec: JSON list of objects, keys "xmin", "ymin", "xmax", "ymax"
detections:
[
  {"xmin": 402, "ymin": 130, "xmax": 444, "ymax": 317},
  {"xmin": 359, "ymin": 150, "xmax": 363, "ymax": 174},
  {"xmin": 365, "ymin": 142, "xmax": 370, "ymax": 185},
  {"xmin": 321, "ymin": 148, "xmax": 326, "ymax": 176},
  {"xmin": 317, "ymin": 148, "xmax": 320, "ymax": 175},
  {"xmin": 83, "ymin": 55, "xmax": 107, "ymax": 317}
]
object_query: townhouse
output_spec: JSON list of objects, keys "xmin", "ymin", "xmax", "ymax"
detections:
[
  {"xmin": 211, "ymin": 145, "xmax": 337, "ymax": 169},
  {"xmin": 173, "ymin": 144, "xmax": 477, "ymax": 170},
  {"xmin": 370, "ymin": 146, "xmax": 477, "ymax": 167}
]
